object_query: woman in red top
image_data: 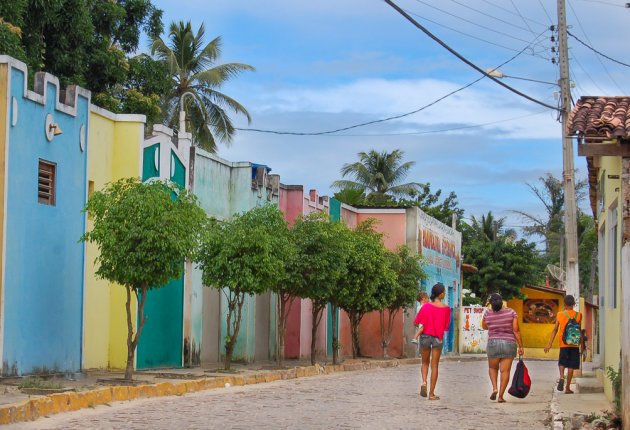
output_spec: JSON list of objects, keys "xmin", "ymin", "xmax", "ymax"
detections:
[{"xmin": 414, "ymin": 283, "xmax": 451, "ymax": 400}]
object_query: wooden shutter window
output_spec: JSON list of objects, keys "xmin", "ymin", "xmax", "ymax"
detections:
[{"xmin": 38, "ymin": 160, "xmax": 56, "ymax": 205}]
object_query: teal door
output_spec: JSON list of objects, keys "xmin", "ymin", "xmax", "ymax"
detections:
[
  {"xmin": 136, "ymin": 145, "xmax": 185, "ymax": 368},
  {"xmin": 137, "ymin": 277, "xmax": 184, "ymax": 368}
]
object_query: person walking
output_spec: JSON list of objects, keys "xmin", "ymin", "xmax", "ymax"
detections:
[
  {"xmin": 414, "ymin": 283, "xmax": 451, "ymax": 400},
  {"xmin": 544, "ymin": 295, "xmax": 582, "ymax": 393},
  {"xmin": 481, "ymin": 293, "xmax": 524, "ymax": 403}
]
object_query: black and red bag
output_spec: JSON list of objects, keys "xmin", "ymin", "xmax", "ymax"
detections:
[{"xmin": 508, "ymin": 357, "xmax": 531, "ymax": 398}]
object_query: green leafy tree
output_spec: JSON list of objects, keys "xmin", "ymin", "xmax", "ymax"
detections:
[
  {"xmin": 578, "ymin": 213, "xmax": 598, "ymax": 297},
  {"xmin": 283, "ymin": 212, "xmax": 349, "ymax": 365},
  {"xmin": 151, "ymin": 21, "xmax": 254, "ymax": 153},
  {"xmin": 0, "ymin": 0, "xmax": 27, "ymax": 63},
  {"xmin": 80, "ymin": 177, "xmax": 206, "ymax": 380},
  {"xmin": 338, "ymin": 220, "xmax": 395, "ymax": 358},
  {"xmin": 197, "ymin": 205, "xmax": 291, "ymax": 370},
  {"xmin": 463, "ymin": 236, "xmax": 543, "ymax": 304},
  {"xmin": 331, "ymin": 150, "xmax": 421, "ymax": 203},
  {"xmin": 1, "ymin": 0, "xmax": 165, "ymax": 124},
  {"xmin": 510, "ymin": 173, "xmax": 593, "ymax": 292},
  {"xmin": 403, "ymin": 183, "xmax": 465, "ymax": 227},
  {"xmin": 376, "ymin": 246, "xmax": 426, "ymax": 357}
]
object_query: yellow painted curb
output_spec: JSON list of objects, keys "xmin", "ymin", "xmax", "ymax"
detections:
[{"xmin": 0, "ymin": 359, "xmax": 410, "ymax": 425}]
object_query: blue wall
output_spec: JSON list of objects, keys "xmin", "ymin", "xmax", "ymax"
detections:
[{"xmin": 3, "ymin": 67, "xmax": 89, "ymax": 374}]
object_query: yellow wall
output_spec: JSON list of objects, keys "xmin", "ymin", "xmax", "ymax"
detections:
[
  {"xmin": 507, "ymin": 286, "xmax": 565, "ymax": 359},
  {"xmin": 83, "ymin": 110, "xmax": 143, "ymax": 370},
  {"xmin": 595, "ymin": 154, "xmax": 622, "ymax": 401}
]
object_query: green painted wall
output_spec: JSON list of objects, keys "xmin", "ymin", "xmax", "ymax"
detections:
[
  {"xmin": 329, "ymin": 198, "xmax": 341, "ymax": 222},
  {"xmin": 142, "ymin": 145, "xmax": 159, "ymax": 181}
]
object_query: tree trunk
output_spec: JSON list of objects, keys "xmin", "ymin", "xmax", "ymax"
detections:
[
  {"xmin": 125, "ymin": 284, "xmax": 148, "ymax": 380},
  {"xmin": 224, "ymin": 291, "xmax": 245, "ymax": 370},
  {"xmin": 348, "ymin": 311, "xmax": 363, "ymax": 358},
  {"xmin": 381, "ymin": 308, "xmax": 398, "ymax": 358},
  {"xmin": 331, "ymin": 304, "xmax": 339, "ymax": 365},
  {"xmin": 276, "ymin": 292, "xmax": 294, "ymax": 368},
  {"xmin": 310, "ymin": 303, "xmax": 325, "ymax": 365}
]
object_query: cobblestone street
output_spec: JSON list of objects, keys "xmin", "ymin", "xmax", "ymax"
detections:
[{"xmin": 10, "ymin": 359, "xmax": 558, "ymax": 429}]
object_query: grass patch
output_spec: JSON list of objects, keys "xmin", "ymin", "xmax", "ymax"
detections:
[{"xmin": 18, "ymin": 378, "xmax": 62, "ymax": 390}]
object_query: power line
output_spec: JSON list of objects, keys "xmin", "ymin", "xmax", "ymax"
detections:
[
  {"xmin": 325, "ymin": 110, "xmax": 549, "ymax": 137},
  {"xmin": 537, "ymin": 0, "xmax": 555, "ymax": 25},
  {"xmin": 570, "ymin": 53, "xmax": 607, "ymax": 94},
  {"xmin": 577, "ymin": 0, "xmax": 626, "ymax": 6},
  {"xmin": 412, "ymin": 0, "xmax": 548, "ymax": 51},
  {"xmin": 236, "ymin": 31, "xmax": 546, "ymax": 136},
  {"xmin": 447, "ymin": 0, "xmax": 546, "ymax": 33},
  {"xmin": 383, "ymin": 0, "xmax": 559, "ymax": 111},
  {"xmin": 404, "ymin": 10, "xmax": 550, "ymax": 58},
  {"xmin": 568, "ymin": 30, "xmax": 630, "ymax": 68},
  {"xmin": 510, "ymin": 0, "xmax": 537, "ymax": 37},
  {"xmin": 567, "ymin": 0, "xmax": 626, "ymax": 93},
  {"xmin": 478, "ymin": 0, "xmax": 549, "ymax": 27}
]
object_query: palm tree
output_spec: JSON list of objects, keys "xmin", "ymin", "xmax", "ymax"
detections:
[
  {"xmin": 471, "ymin": 211, "xmax": 505, "ymax": 241},
  {"xmin": 331, "ymin": 150, "xmax": 421, "ymax": 203},
  {"xmin": 151, "ymin": 21, "xmax": 254, "ymax": 153},
  {"xmin": 510, "ymin": 173, "xmax": 587, "ymax": 257}
]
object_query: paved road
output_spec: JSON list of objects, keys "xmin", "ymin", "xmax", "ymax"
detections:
[{"xmin": 10, "ymin": 359, "xmax": 558, "ymax": 429}]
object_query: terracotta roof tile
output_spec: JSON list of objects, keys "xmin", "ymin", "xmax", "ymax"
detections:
[{"xmin": 567, "ymin": 96, "xmax": 630, "ymax": 138}]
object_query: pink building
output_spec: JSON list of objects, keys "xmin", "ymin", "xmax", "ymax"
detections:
[
  {"xmin": 337, "ymin": 206, "xmax": 408, "ymax": 358},
  {"xmin": 278, "ymin": 185, "xmax": 330, "ymax": 360}
]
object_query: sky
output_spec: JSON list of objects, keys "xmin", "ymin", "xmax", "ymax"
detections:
[{"xmin": 152, "ymin": 0, "xmax": 630, "ymax": 237}]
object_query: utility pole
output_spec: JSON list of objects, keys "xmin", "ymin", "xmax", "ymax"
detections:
[{"xmin": 557, "ymin": 0, "xmax": 580, "ymax": 308}]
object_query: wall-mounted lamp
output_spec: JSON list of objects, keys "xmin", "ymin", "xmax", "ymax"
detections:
[
  {"xmin": 45, "ymin": 114, "xmax": 62, "ymax": 141},
  {"xmin": 49, "ymin": 123, "xmax": 63, "ymax": 136}
]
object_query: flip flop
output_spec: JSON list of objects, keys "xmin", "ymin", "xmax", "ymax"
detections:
[
  {"xmin": 557, "ymin": 378, "xmax": 564, "ymax": 392},
  {"xmin": 420, "ymin": 384, "xmax": 427, "ymax": 397},
  {"xmin": 497, "ymin": 398, "xmax": 506, "ymax": 403},
  {"xmin": 565, "ymin": 390, "xmax": 574, "ymax": 394},
  {"xmin": 428, "ymin": 395, "xmax": 440, "ymax": 400},
  {"xmin": 490, "ymin": 391, "xmax": 498, "ymax": 401}
]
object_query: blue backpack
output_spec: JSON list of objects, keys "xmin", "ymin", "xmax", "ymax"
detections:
[{"xmin": 562, "ymin": 312, "xmax": 581, "ymax": 346}]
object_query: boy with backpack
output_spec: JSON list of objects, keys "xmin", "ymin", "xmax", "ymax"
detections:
[{"xmin": 544, "ymin": 295, "xmax": 582, "ymax": 393}]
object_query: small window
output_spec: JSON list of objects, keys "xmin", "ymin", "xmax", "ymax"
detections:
[{"xmin": 38, "ymin": 159, "xmax": 56, "ymax": 206}]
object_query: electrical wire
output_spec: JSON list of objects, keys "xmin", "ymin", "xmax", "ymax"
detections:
[
  {"xmin": 383, "ymin": 0, "xmax": 559, "ymax": 111},
  {"xmin": 510, "ymin": 0, "xmax": 537, "ymax": 38},
  {"xmin": 577, "ymin": 0, "xmax": 626, "ymax": 7},
  {"xmin": 447, "ymin": 0, "xmax": 547, "ymax": 33},
  {"xmin": 404, "ymin": 10, "xmax": 550, "ymax": 57},
  {"xmin": 478, "ymin": 0, "xmax": 549, "ymax": 27},
  {"xmin": 537, "ymin": 0, "xmax": 555, "ymax": 26},
  {"xmin": 236, "ymin": 30, "xmax": 550, "ymax": 136},
  {"xmin": 568, "ymin": 30, "xmax": 630, "ymax": 69},
  {"xmin": 412, "ymin": 0, "xmax": 548, "ymax": 50},
  {"xmin": 567, "ymin": 0, "xmax": 626, "ymax": 93},
  {"xmin": 323, "ymin": 110, "xmax": 550, "ymax": 137},
  {"xmin": 570, "ymin": 54, "xmax": 607, "ymax": 94}
]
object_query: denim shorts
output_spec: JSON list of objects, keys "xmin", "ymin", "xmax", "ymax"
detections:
[
  {"xmin": 486, "ymin": 339, "xmax": 517, "ymax": 358},
  {"xmin": 419, "ymin": 334, "xmax": 443, "ymax": 350}
]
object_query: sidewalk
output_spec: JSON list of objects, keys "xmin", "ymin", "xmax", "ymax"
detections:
[{"xmin": 550, "ymin": 359, "xmax": 617, "ymax": 430}]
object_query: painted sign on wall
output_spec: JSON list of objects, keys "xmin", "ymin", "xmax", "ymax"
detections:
[
  {"xmin": 523, "ymin": 299, "xmax": 558, "ymax": 324},
  {"xmin": 415, "ymin": 208, "xmax": 462, "ymax": 353},
  {"xmin": 460, "ymin": 306, "xmax": 487, "ymax": 353}
]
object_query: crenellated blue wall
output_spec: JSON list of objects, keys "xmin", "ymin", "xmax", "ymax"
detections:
[{"xmin": 1, "ymin": 59, "xmax": 90, "ymax": 375}]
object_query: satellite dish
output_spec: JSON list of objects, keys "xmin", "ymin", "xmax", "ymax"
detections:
[{"xmin": 547, "ymin": 264, "xmax": 565, "ymax": 287}]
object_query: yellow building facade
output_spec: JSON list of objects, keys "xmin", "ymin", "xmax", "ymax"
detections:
[
  {"xmin": 567, "ymin": 96, "xmax": 628, "ymax": 411},
  {"xmin": 83, "ymin": 106, "xmax": 145, "ymax": 370},
  {"xmin": 592, "ymin": 155, "xmax": 622, "ymax": 401},
  {"xmin": 507, "ymin": 285, "xmax": 565, "ymax": 359}
]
